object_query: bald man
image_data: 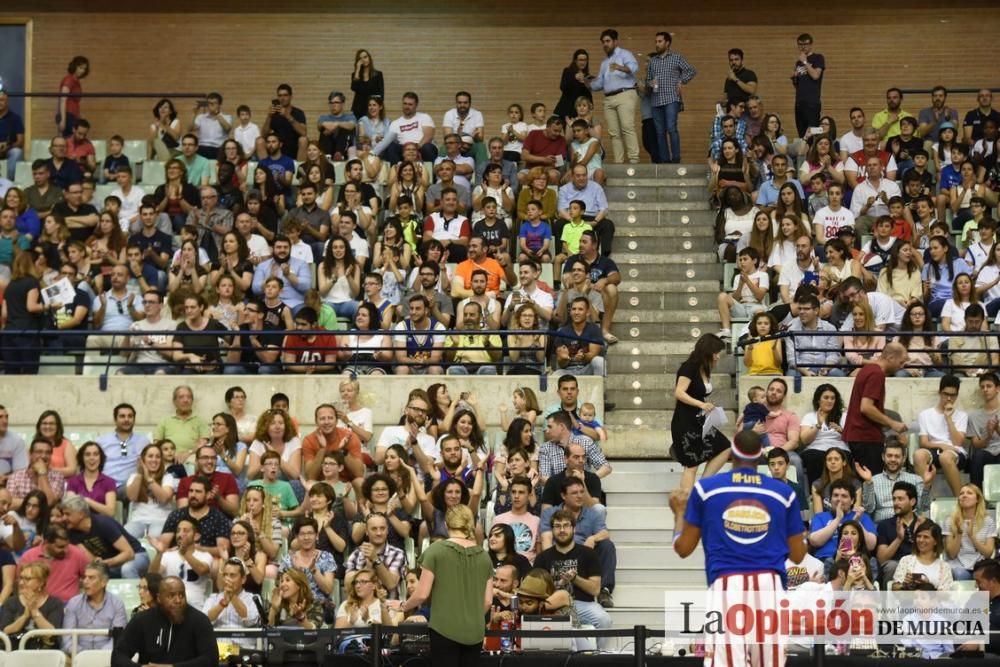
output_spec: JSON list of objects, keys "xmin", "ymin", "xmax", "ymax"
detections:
[
  {"xmin": 111, "ymin": 576, "xmax": 218, "ymax": 667},
  {"xmin": 843, "ymin": 342, "xmax": 909, "ymax": 475}
]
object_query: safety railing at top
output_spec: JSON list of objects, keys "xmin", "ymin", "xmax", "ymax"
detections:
[{"xmin": 736, "ymin": 328, "xmax": 1000, "ymax": 375}]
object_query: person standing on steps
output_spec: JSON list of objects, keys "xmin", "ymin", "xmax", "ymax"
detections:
[
  {"xmin": 645, "ymin": 31, "xmax": 697, "ymax": 164},
  {"xmin": 590, "ymin": 29, "xmax": 640, "ymax": 164},
  {"xmin": 790, "ymin": 33, "xmax": 825, "ymax": 139},
  {"xmin": 671, "ymin": 334, "xmax": 731, "ymax": 491},
  {"xmin": 671, "ymin": 430, "xmax": 806, "ymax": 667}
]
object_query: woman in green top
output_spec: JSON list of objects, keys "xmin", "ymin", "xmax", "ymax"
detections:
[{"xmin": 393, "ymin": 504, "xmax": 493, "ymax": 666}]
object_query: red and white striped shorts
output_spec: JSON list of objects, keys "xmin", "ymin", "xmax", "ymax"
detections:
[{"xmin": 704, "ymin": 571, "xmax": 786, "ymax": 667}]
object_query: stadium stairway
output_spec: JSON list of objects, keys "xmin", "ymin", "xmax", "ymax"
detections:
[{"xmin": 603, "ymin": 163, "xmax": 735, "ymax": 458}]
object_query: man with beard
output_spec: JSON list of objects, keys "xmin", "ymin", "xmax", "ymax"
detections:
[
  {"xmin": 444, "ymin": 301, "xmax": 502, "ymax": 375},
  {"xmin": 455, "ymin": 269, "xmax": 501, "ymax": 330},
  {"xmin": 591, "ymin": 29, "xmax": 641, "ymax": 164},
  {"xmin": 452, "ymin": 236, "xmax": 511, "ymax": 299},
  {"xmin": 875, "ymin": 481, "xmax": 925, "ymax": 585},
  {"xmin": 251, "ymin": 234, "xmax": 311, "ymax": 313},
  {"xmin": 111, "ymin": 576, "xmax": 218, "ymax": 667},
  {"xmin": 374, "ymin": 393, "xmax": 439, "ymax": 471},
  {"xmin": 176, "ymin": 445, "xmax": 240, "ymax": 516},
  {"xmin": 536, "ymin": 507, "xmax": 613, "ymax": 644},
  {"xmin": 856, "ymin": 437, "xmax": 933, "ymax": 522},
  {"xmin": 917, "ymin": 86, "xmax": 960, "ymax": 143},
  {"xmin": 155, "ymin": 476, "xmax": 231, "ymax": 558},
  {"xmin": 393, "ymin": 294, "xmax": 446, "ymax": 375},
  {"xmin": 151, "ymin": 517, "xmax": 214, "ymax": 608},
  {"xmin": 872, "ymin": 87, "xmax": 916, "ymax": 142}
]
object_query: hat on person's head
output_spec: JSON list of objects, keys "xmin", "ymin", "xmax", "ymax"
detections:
[
  {"xmin": 938, "ymin": 120, "xmax": 957, "ymax": 132},
  {"xmin": 328, "ymin": 91, "xmax": 345, "ymax": 103},
  {"xmin": 836, "ymin": 226, "xmax": 856, "ymax": 238},
  {"xmin": 460, "ymin": 134, "xmax": 474, "ymax": 145},
  {"xmin": 514, "ymin": 573, "xmax": 552, "ymax": 600}
]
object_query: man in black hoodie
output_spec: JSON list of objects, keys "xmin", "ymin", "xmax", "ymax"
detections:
[{"xmin": 112, "ymin": 576, "xmax": 218, "ymax": 667}]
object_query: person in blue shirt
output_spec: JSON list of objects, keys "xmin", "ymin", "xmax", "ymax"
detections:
[
  {"xmin": 671, "ymin": 430, "xmax": 805, "ymax": 666},
  {"xmin": 807, "ymin": 479, "xmax": 877, "ymax": 563},
  {"xmin": 259, "ymin": 133, "xmax": 296, "ymax": 199},
  {"xmin": 922, "ymin": 235, "xmax": 972, "ymax": 317},
  {"xmin": 251, "ymin": 235, "xmax": 311, "ymax": 313}
]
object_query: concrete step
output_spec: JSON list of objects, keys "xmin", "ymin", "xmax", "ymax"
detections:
[
  {"xmin": 618, "ymin": 568, "xmax": 706, "ymax": 586},
  {"xmin": 614, "ymin": 528, "xmax": 675, "ymax": 543},
  {"xmin": 617, "ymin": 545, "xmax": 703, "ymax": 568},
  {"xmin": 603, "ymin": 473, "xmax": 677, "ymax": 493},
  {"xmin": 610, "ymin": 320, "xmax": 722, "ymax": 341},
  {"xmin": 605, "ymin": 163, "xmax": 709, "ymax": 178},
  {"xmin": 606, "ymin": 408, "xmax": 739, "ymax": 428},
  {"xmin": 615, "ymin": 208, "xmax": 716, "ymax": 226},
  {"xmin": 607, "ymin": 506, "xmax": 673, "ymax": 531},
  {"xmin": 614, "ymin": 252, "xmax": 717, "ymax": 264},
  {"xmin": 615, "ymin": 584, "xmax": 691, "ymax": 608},
  {"xmin": 606, "ymin": 460, "xmax": 682, "ymax": 472},
  {"xmin": 615, "ymin": 263, "xmax": 721, "ymax": 281},
  {"xmin": 606, "ymin": 390, "xmax": 738, "ymax": 412},
  {"xmin": 610, "ymin": 308, "xmax": 719, "ymax": 324},
  {"xmin": 607, "ymin": 200, "xmax": 712, "ymax": 212},
  {"xmin": 607, "ymin": 185, "xmax": 708, "ymax": 203},
  {"xmin": 604, "ymin": 491, "xmax": 665, "ymax": 506},
  {"xmin": 616, "ymin": 233, "xmax": 716, "ymax": 254},
  {"xmin": 623, "ymin": 280, "xmax": 719, "ymax": 292},
  {"xmin": 607, "ymin": 176, "xmax": 709, "ymax": 187},
  {"xmin": 613, "ymin": 290, "xmax": 721, "ymax": 309}
]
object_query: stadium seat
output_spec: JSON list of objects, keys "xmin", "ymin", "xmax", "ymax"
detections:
[
  {"xmin": 92, "ymin": 139, "xmax": 107, "ymax": 165},
  {"xmin": 30, "ymin": 138, "xmax": 50, "ymax": 161},
  {"xmin": 123, "ymin": 140, "xmax": 147, "ymax": 167},
  {"xmin": 13, "ymin": 161, "xmax": 32, "ymax": 187},
  {"xmin": 39, "ymin": 354, "xmax": 79, "ymax": 375},
  {"xmin": 5, "ymin": 650, "xmax": 65, "ymax": 667},
  {"xmin": 983, "ymin": 465, "xmax": 1000, "ymax": 503},
  {"xmin": 142, "ymin": 160, "xmax": 165, "ymax": 186},
  {"xmin": 73, "ymin": 651, "xmax": 111, "ymax": 667},
  {"xmin": 333, "ymin": 161, "xmax": 345, "ymax": 184},
  {"xmin": 950, "ymin": 580, "xmax": 977, "ymax": 591},
  {"xmin": 94, "ymin": 183, "xmax": 116, "ymax": 205},
  {"xmin": 106, "ymin": 579, "xmax": 142, "ymax": 617},
  {"xmin": 206, "ymin": 159, "xmax": 218, "ymax": 185},
  {"xmin": 930, "ymin": 498, "xmax": 957, "ymax": 527}
]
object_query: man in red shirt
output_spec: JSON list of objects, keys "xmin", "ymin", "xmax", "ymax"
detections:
[
  {"xmin": 281, "ymin": 307, "xmax": 339, "ymax": 374},
  {"xmin": 66, "ymin": 118, "xmax": 97, "ymax": 177},
  {"xmin": 19, "ymin": 524, "xmax": 90, "ymax": 603},
  {"xmin": 843, "ymin": 341, "xmax": 908, "ymax": 475},
  {"xmin": 520, "ymin": 116, "xmax": 568, "ymax": 185},
  {"xmin": 301, "ymin": 403, "xmax": 367, "ymax": 481},
  {"xmin": 176, "ymin": 445, "xmax": 240, "ymax": 517}
]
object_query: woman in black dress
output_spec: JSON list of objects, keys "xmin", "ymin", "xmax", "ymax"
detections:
[
  {"xmin": 1, "ymin": 252, "xmax": 46, "ymax": 374},
  {"xmin": 350, "ymin": 49, "xmax": 385, "ymax": 121},
  {"xmin": 671, "ymin": 333, "xmax": 731, "ymax": 490},
  {"xmin": 554, "ymin": 49, "xmax": 593, "ymax": 121}
]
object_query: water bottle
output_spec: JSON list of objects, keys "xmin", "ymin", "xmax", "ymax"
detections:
[{"xmin": 500, "ymin": 620, "xmax": 513, "ymax": 653}]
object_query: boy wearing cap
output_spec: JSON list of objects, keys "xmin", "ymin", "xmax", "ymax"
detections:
[{"xmin": 317, "ymin": 92, "xmax": 357, "ymax": 161}]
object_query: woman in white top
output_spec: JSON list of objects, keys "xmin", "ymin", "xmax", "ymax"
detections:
[
  {"xmin": 500, "ymin": 104, "xmax": 528, "ymax": 162},
  {"xmin": 894, "ymin": 302, "xmax": 944, "ymax": 378},
  {"xmin": 822, "ymin": 238, "xmax": 862, "ymax": 287},
  {"xmin": 247, "ymin": 408, "xmax": 302, "ymax": 482},
  {"xmin": 768, "ymin": 214, "xmax": 811, "ymax": 275},
  {"xmin": 715, "ymin": 187, "xmax": 758, "ymax": 262},
  {"xmin": 334, "ymin": 568, "xmax": 394, "ymax": 629},
  {"xmin": 472, "ymin": 164, "xmax": 514, "ymax": 223},
  {"xmin": 892, "ymin": 521, "xmax": 952, "ymax": 591},
  {"xmin": 224, "ymin": 386, "xmax": 258, "ymax": 444},
  {"xmin": 842, "ymin": 301, "xmax": 884, "ymax": 376},
  {"xmin": 148, "ymin": 99, "xmax": 181, "ymax": 160},
  {"xmin": 338, "ymin": 378, "xmax": 374, "ymax": 447},
  {"xmin": 317, "ymin": 236, "xmax": 361, "ymax": 320},
  {"xmin": 940, "ymin": 272, "xmax": 978, "ymax": 333},
  {"xmin": 798, "ymin": 383, "xmax": 850, "ymax": 484},
  {"xmin": 124, "ymin": 442, "xmax": 178, "ymax": 540},
  {"xmin": 338, "ymin": 303, "xmax": 392, "ymax": 376},
  {"xmin": 974, "ymin": 242, "xmax": 1000, "ymax": 314},
  {"xmin": 943, "ymin": 484, "xmax": 997, "ymax": 581}
]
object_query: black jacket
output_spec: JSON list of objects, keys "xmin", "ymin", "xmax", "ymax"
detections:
[{"xmin": 111, "ymin": 606, "xmax": 218, "ymax": 667}]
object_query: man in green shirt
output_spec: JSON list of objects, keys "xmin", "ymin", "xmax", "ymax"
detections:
[{"xmin": 153, "ymin": 385, "xmax": 210, "ymax": 467}]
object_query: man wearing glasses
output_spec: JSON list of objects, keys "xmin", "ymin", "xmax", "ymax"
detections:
[
  {"xmin": 45, "ymin": 263, "xmax": 91, "ymax": 353},
  {"xmin": 175, "ymin": 133, "xmax": 211, "ymax": 187},
  {"xmin": 187, "ymin": 186, "xmax": 233, "ymax": 261},
  {"xmin": 119, "ymin": 289, "xmax": 175, "ymax": 375},
  {"xmin": 374, "ymin": 395, "xmax": 438, "ymax": 474},
  {"xmin": 176, "ymin": 445, "xmax": 239, "ymax": 517},
  {"xmin": 95, "ymin": 403, "xmax": 149, "ymax": 492},
  {"xmin": 790, "ymin": 33, "xmax": 826, "ymax": 138},
  {"xmin": 52, "ymin": 179, "xmax": 98, "ymax": 243}
]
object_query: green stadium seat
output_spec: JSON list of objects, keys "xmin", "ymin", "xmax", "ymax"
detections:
[
  {"xmin": 39, "ymin": 354, "xmax": 79, "ymax": 375},
  {"xmin": 142, "ymin": 160, "xmax": 165, "ymax": 186},
  {"xmin": 30, "ymin": 138, "xmax": 50, "ymax": 161},
  {"xmin": 930, "ymin": 498, "xmax": 957, "ymax": 527},
  {"xmin": 950, "ymin": 580, "xmax": 977, "ymax": 591},
  {"xmin": 13, "ymin": 161, "xmax": 32, "ymax": 187},
  {"xmin": 92, "ymin": 139, "xmax": 107, "ymax": 165},
  {"xmin": 983, "ymin": 465, "xmax": 1000, "ymax": 504},
  {"xmin": 333, "ymin": 161, "xmax": 345, "ymax": 184},
  {"xmin": 122, "ymin": 141, "xmax": 147, "ymax": 174},
  {"xmin": 106, "ymin": 579, "xmax": 142, "ymax": 618},
  {"xmin": 94, "ymin": 183, "xmax": 116, "ymax": 206}
]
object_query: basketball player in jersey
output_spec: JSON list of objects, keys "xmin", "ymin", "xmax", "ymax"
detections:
[{"xmin": 670, "ymin": 431, "xmax": 806, "ymax": 667}]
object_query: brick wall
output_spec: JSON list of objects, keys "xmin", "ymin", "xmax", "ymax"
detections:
[{"xmin": 4, "ymin": 2, "xmax": 997, "ymax": 162}]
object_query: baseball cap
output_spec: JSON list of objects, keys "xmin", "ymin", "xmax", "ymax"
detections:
[{"xmin": 938, "ymin": 120, "xmax": 957, "ymax": 132}]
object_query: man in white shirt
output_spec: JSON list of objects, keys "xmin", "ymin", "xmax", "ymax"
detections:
[
  {"xmin": 190, "ymin": 93, "xmax": 232, "ymax": 159},
  {"xmin": 914, "ymin": 374, "xmax": 969, "ymax": 497},
  {"xmin": 151, "ymin": 516, "xmax": 214, "ymax": 608},
  {"xmin": 443, "ymin": 91, "xmax": 486, "ymax": 165},
  {"xmin": 373, "ymin": 391, "xmax": 440, "ymax": 477},
  {"xmin": 119, "ymin": 288, "xmax": 176, "ymax": 375},
  {"xmin": 837, "ymin": 107, "xmax": 867, "ymax": 161},
  {"xmin": 374, "ymin": 91, "xmax": 437, "ymax": 163},
  {"xmin": 849, "ymin": 155, "xmax": 901, "ymax": 239},
  {"xmin": 109, "ymin": 166, "xmax": 145, "ymax": 231},
  {"xmin": 812, "ymin": 183, "xmax": 855, "ymax": 244},
  {"xmin": 235, "ymin": 211, "xmax": 271, "ymax": 263},
  {"xmin": 501, "ymin": 260, "xmax": 555, "ymax": 327},
  {"xmin": 835, "ymin": 277, "xmax": 905, "ymax": 330}
]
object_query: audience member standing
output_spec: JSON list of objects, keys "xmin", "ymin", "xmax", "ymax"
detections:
[
  {"xmin": 843, "ymin": 342, "xmax": 909, "ymax": 475},
  {"xmin": 645, "ymin": 31, "xmax": 696, "ymax": 164},
  {"xmin": 790, "ymin": 33, "xmax": 825, "ymax": 138},
  {"xmin": 350, "ymin": 49, "xmax": 385, "ymax": 121},
  {"xmin": 590, "ymin": 29, "xmax": 640, "ymax": 164}
]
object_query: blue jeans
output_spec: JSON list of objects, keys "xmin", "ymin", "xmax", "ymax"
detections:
[
  {"xmin": 331, "ymin": 300, "xmax": 359, "ymax": 320},
  {"xmin": 446, "ymin": 364, "xmax": 498, "ymax": 375},
  {"xmin": 573, "ymin": 600, "xmax": 613, "ymax": 650},
  {"xmin": 113, "ymin": 551, "xmax": 150, "ymax": 579},
  {"xmin": 4, "ymin": 146, "xmax": 23, "ymax": 180},
  {"xmin": 652, "ymin": 102, "xmax": 681, "ymax": 163}
]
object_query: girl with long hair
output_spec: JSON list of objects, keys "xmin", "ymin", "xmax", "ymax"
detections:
[
  {"xmin": 822, "ymin": 238, "xmax": 863, "ymax": 287},
  {"xmin": 65, "ymin": 441, "xmax": 115, "ymax": 517},
  {"xmin": 209, "ymin": 231, "xmax": 252, "ymax": 293},
  {"xmin": 974, "ymin": 240, "xmax": 1000, "ymax": 315},
  {"xmin": 387, "ymin": 160, "xmax": 425, "ymax": 216},
  {"xmin": 318, "ymin": 234, "xmax": 360, "ymax": 320},
  {"xmin": 499, "ymin": 387, "xmax": 541, "ymax": 431},
  {"xmin": 335, "ymin": 567, "xmax": 395, "ymax": 628},
  {"xmin": 944, "ymin": 484, "xmax": 996, "ymax": 581},
  {"xmin": 382, "ymin": 444, "xmax": 427, "ymax": 516},
  {"xmin": 757, "ymin": 113, "xmax": 787, "ymax": 156},
  {"xmin": 268, "ymin": 568, "xmax": 323, "ymax": 628},
  {"xmin": 744, "ymin": 210, "xmax": 775, "ymax": 269},
  {"xmin": 799, "ymin": 384, "xmax": 850, "ymax": 483},
  {"xmin": 13, "ymin": 491, "xmax": 49, "ymax": 554},
  {"xmin": 501, "ymin": 103, "xmax": 529, "ymax": 162},
  {"xmin": 247, "ymin": 408, "xmax": 302, "ymax": 482},
  {"xmin": 238, "ymin": 486, "xmax": 282, "ymax": 570},
  {"xmin": 709, "ymin": 138, "xmax": 751, "ymax": 197},
  {"xmin": 842, "ymin": 300, "xmax": 884, "ymax": 375},
  {"xmin": 222, "ymin": 520, "xmax": 267, "ymax": 594},
  {"xmin": 251, "ymin": 166, "xmax": 286, "ymax": 216},
  {"xmin": 154, "ymin": 159, "xmax": 199, "ymax": 232},
  {"xmin": 295, "ymin": 140, "xmax": 336, "ymax": 193},
  {"xmin": 207, "ymin": 273, "xmax": 244, "ymax": 332},
  {"xmin": 555, "ymin": 49, "xmax": 593, "ymax": 120},
  {"xmin": 894, "ymin": 302, "xmax": 944, "ymax": 377},
  {"xmin": 768, "ymin": 213, "xmax": 812, "ymax": 275},
  {"xmin": 799, "ymin": 135, "xmax": 845, "ymax": 195},
  {"xmin": 877, "ymin": 240, "xmax": 923, "ymax": 307},
  {"xmin": 811, "ymin": 448, "xmax": 860, "ymax": 513},
  {"xmin": 125, "ymin": 442, "xmax": 176, "ymax": 541},
  {"xmin": 893, "ymin": 521, "xmax": 952, "ymax": 590},
  {"xmin": 772, "ymin": 182, "xmax": 810, "ymax": 228},
  {"xmin": 499, "ymin": 419, "xmax": 538, "ymax": 478},
  {"xmin": 486, "ymin": 523, "xmax": 531, "ymax": 577},
  {"xmin": 359, "ymin": 95, "xmax": 390, "ymax": 146},
  {"xmin": 34, "ymin": 409, "xmax": 77, "ymax": 478},
  {"xmin": 507, "ymin": 304, "xmax": 547, "ymax": 374},
  {"xmin": 940, "ymin": 272, "xmax": 980, "ymax": 332},
  {"xmin": 339, "ymin": 302, "xmax": 393, "ymax": 375},
  {"xmin": 210, "ymin": 412, "xmax": 246, "ymax": 479},
  {"xmin": 349, "ymin": 49, "xmax": 385, "ymax": 120},
  {"xmin": 744, "ymin": 310, "xmax": 783, "ymax": 375},
  {"xmin": 672, "ymin": 334, "xmax": 730, "ymax": 489}
]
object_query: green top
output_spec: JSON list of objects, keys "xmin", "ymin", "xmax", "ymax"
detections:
[
  {"xmin": 248, "ymin": 478, "xmax": 299, "ymax": 511},
  {"xmin": 153, "ymin": 414, "xmax": 211, "ymax": 462},
  {"xmin": 419, "ymin": 538, "xmax": 493, "ymax": 645}
]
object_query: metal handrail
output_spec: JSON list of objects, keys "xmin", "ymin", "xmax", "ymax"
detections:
[
  {"xmin": 0, "ymin": 632, "xmax": 10, "ymax": 652},
  {"xmin": 2, "ymin": 92, "xmax": 209, "ymax": 99},
  {"xmin": 17, "ymin": 628, "xmax": 112, "ymax": 657}
]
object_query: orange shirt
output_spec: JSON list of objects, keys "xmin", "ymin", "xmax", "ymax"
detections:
[
  {"xmin": 301, "ymin": 426, "xmax": 363, "ymax": 480},
  {"xmin": 455, "ymin": 257, "xmax": 505, "ymax": 293}
]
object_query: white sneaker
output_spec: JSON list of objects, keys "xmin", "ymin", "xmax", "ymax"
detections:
[{"xmin": 718, "ymin": 328, "xmax": 732, "ymax": 339}]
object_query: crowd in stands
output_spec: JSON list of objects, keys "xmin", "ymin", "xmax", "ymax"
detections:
[
  {"xmin": 0, "ymin": 48, "xmax": 632, "ymax": 379},
  {"xmin": 0, "ymin": 373, "xmax": 618, "ymax": 652}
]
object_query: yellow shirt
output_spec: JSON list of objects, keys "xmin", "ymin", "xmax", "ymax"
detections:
[
  {"xmin": 748, "ymin": 340, "xmax": 782, "ymax": 375},
  {"xmin": 871, "ymin": 108, "xmax": 917, "ymax": 140}
]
